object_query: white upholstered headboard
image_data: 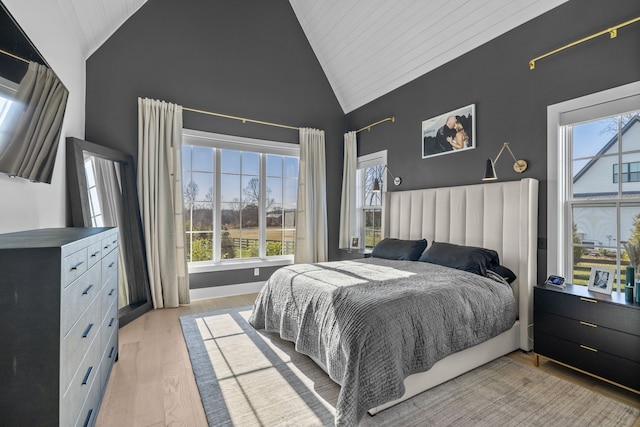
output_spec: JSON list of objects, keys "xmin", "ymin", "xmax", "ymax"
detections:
[{"xmin": 382, "ymin": 178, "xmax": 539, "ymax": 350}]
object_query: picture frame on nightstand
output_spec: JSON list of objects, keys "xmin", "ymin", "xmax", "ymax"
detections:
[{"xmin": 587, "ymin": 266, "xmax": 614, "ymax": 295}]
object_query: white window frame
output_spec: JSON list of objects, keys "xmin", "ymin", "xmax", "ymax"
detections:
[
  {"xmin": 547, "ymin": 81, "xmax": 640, "ymax": 279},
  {"xmin": 183, "ymin": 129, "xmax": 300, "ymax": 273},
  {"xmin": 357, "ymin": 150, "xmax": 387, "ymax": 248}
]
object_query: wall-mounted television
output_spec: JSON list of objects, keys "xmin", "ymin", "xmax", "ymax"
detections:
[{"xmin": 0, "ymin": 2, "xmax": 69, "ymax": 183}]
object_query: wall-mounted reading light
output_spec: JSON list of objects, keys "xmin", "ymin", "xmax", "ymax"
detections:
[
  {"xmin": 482, "ymin": 142, "xmax": 528, "ymax": 181},
  {"xmin": 372, "ymin": 165, "xmax": 402, "ymax": 192}
]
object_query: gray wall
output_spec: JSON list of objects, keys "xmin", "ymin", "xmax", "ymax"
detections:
[
  {"xmin": 346, "ymin": 0, "xmax": 640, "ymax": 283},
  {"xmin": 86, "ymin": 0, "xmax": 640, "ymax": 288},
  {"xmin": 85, "ymin": 0, "xmax": 345, "ymax": 289}
]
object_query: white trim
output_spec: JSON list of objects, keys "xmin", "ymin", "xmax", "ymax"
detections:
[
  {"xmin": 188, "ymin": 257, "xmax": 293, "ymax": 274},
  {"xmin": 0, "ymin": 76, "xmax": 18, "ymax": 98},
  {"xmin": 357, "ymin": 149, "xmax": 387, "ymax": 169},
  {"xmin": 183, "ymin": 128, "xmax": 299, "ymax": 156},
  {"xmin": 189, "ymin": 281, "xmax": 265, "ymax": 301},
  {"xmin": 547, "ymin": 81, "xmax": 640, "ymax": 276}
]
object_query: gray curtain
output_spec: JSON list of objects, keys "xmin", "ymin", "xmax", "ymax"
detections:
[
  {"xmin": 0, "ymin": 62, "xmax": 68, "ymax": 183},
  {"xmin": 138, "ymin": 97, "xmax": 190, "ymax": 308},
  {"xmin": 295, "ymin": 127, "xmax": 328, "ymax": 263}
]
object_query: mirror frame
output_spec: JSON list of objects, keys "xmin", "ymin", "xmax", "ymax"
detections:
[{"xmin": 66, "ymin": 136, "xmax": 152, "ymax": 327}]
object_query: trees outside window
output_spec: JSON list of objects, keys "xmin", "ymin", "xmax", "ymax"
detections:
[{"xmin": 182, "ymin": 132, "xmax": 299, "ymax": 265}]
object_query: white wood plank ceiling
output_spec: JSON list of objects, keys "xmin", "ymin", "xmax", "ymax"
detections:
[
  {"xmin": 56, "ymin": 0, "xmax": 147, "ymax": 58},
  {"xmin": 289, "ymin": 0, "xmax": 569, "ymax": 112},
  {"xmin": 56, "ymin": 0, "xmax": 568, "ymax": 113}
]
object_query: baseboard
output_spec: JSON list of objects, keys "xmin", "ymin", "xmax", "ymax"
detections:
[{"xmin": 189, "ymin": 281, "xmax": 265, "ymax": 301}]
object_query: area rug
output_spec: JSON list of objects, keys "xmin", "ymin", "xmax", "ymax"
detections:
[{"xmin": 180, "ymin": 306, "xmax": 640, "ymax": 427}]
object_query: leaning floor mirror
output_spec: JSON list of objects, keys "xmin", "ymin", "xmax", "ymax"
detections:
[{"xmin": 67, "ymin": 137, "xmax": 152, "ymax": 326}]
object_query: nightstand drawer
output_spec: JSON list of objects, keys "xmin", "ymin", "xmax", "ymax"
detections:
[
  {"xmin": 535, "ymin": 332, "xmax": 640, "ymax": 392},
  {"xmin": 535, "ymin": 288, "xmax": 640, "ymax": 336},
  {"xmin": 534, "ymin": 311, "xmax": 640, "ymax": 363}
]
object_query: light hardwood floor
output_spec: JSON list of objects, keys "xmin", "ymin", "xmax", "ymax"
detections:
[{"xmin": 96, "ymin": 293, "xmax": 640, "ymax": 427}]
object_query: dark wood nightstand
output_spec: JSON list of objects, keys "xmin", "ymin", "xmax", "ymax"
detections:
[
  {"xmin": 534, "ymin": 283, "xmax": 640, "ymax": 394},
  {"xmin": 340, "ymin": 248, "xmax": 372, "ymax": 258}
]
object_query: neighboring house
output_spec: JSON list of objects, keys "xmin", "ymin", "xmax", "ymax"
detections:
[
  {"xmin": 573, "ymin": 116, "xmax": 640, "ymax": 197},
  {"xmin": 572, "ymin": 116, "xmax": 640, "ymax": 246}
]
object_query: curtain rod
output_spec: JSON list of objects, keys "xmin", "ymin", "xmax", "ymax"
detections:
[
  {"xmin": 355, "ymin": 116, "xmax": 395, "ymax": 134},
  {"xmin": 183, "ymin": 106, "xmax": 299, "ymax": 130},
  {"xmin": 0, "ymin": 48, "xmax": 29, "ymax": 64},
  {"xmin": 529, "ymin": 15, "xmax": 640, "ymax": 70},
  {"xmin": 178, "ymin": 104, "xmax": 395, "ymax": 134}
]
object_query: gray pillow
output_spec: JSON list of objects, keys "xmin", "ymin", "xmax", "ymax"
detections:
[{"xmin": 371, "ymin": 238, "xmax": 427, "ymax": 261}]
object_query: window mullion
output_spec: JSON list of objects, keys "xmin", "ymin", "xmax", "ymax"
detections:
[
  {"xmin": 214, "ymin": 148, "xmax": 222, "ymax": 263},
  {"xmin": 259, "ymin": 154, "xmax": 266, "ymax": 259}
]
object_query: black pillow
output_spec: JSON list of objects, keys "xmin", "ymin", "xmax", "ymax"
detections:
[
  {"xmin": 418, "ymin": 241, "xmax": 500, "ymax": 276},
  {"xmin": 371, "ymin": 238, "xmax": 427, "ymax": 261},
  {"xmin": 488, "ymin": 264, "xmax": 517, "ymax": 284}
]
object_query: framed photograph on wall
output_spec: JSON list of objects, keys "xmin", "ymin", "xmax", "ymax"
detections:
[
  {"xmin": 422, "ymin": 104, "xmax": 475, "ymax": 159},
  {"xmin": 587, "ymin": 266, "xmax": 614, "ymax": 295}
]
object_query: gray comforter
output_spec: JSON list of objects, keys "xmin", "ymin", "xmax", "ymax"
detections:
[{"xmin": 248, "ymin": 258, "xmax": 517, "ymax": 426}]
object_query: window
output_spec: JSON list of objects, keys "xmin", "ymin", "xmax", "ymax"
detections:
[
  {"xmin": 182, "ymin": 130, "xmax": 299, "ymax": 269},
  {"xmin": 613, "ymin": 162, "xmax": 640, "ymax": 183},
  {"xmin": 84, "ymin": 157, "xmax": 104, "ymax": 227},
  {"xmin": 548, "ymin": 83, "xmax": 640, "ymax": 291},
  {"xmin": 356, "ymin": 150, "xmax": 386, "ymax": 249}
]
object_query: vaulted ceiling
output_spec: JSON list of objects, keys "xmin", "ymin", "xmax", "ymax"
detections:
[{"xmin": 57, "ymin": 0, "xmax": 568, "ymax": 113}]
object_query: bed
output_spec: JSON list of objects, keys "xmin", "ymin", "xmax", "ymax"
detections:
[{"xmin": 249, "ymin": 178, "xmax": 538, "ymax": 426}]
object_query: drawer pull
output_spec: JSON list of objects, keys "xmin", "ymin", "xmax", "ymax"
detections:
[
  {"xmin": 579, "ymin": 321, "xmax": 598, "ymax": 328},
  {"xmin": 109, "ymin": 346, "xmax": 115, "ymax": 358},
  {"xmin": 83, "ymin": 409, "xmax": 93, "ymax": 427},
  {"xmin": 81, "ymin": 366, "xmax": 93, "ymax": 385},
  {"xmin": 82, "ymin": 284, "xmax": 94, "ymax": 295},
  {"xmin": 108, "ymin": 288, "xmax": 115, "ymax": 296},
  {"xmin": 580, "ymin": 344, "xmax": 598, "ymax": 352},
  {"xmin": 104, "ymin": 244, "xmax": 110, "ymax": 249},
  {"xmin": 112, "ymin": 239, "xmax": 117, "ymax": 244},
  {"xmin": 580, "ymin": 297, "xmax": 597, "ymax": 303},
  {"xmin": 108, "ymin": 317, "xmax": 115, "ymax": 327},
  {"xmin": 82, "ymin": 323, "xmax": 94, "ymax": 338},
  {"xmin": 70, "ymin": 261, "xmax": 84, "ymax": 271},
  {"xmin": 108, "ymin": 261, "xmax": 115, "ymax": 268},
  {"xmin": 90, "ymin": 251, "xmax": 100, "ymax": 258}
]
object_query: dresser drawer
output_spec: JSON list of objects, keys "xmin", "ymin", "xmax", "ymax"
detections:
[
  {"xmin": 87, "ymin": 241, "xmax": 103, "ymax": 269},
  {"xmin": 102, "ymin": 249, "xmax": 118, "ymax": 286},
  {"xmin": 62, "ymin": 338, "xmax": 102, "ymax": 427},
  {"xmin": 61, "ymin": 295, "xmax": 102, "ymax": 393},
  {"xmin": 76, "ymin": 374, "xmax": 102, "ymax": 427},
  {"xmin": 101, "ymin": 276, "xmax": 118, "ymax": 322},
  {"xmin": 535, "ymin": 332, "xmax": 640, "ymax": 392},
  {"xmin": 101, "ymin": 297, "xmax": 119, "ymax": 352},
  {"xmin": 101, "ymin": 233, "xmax": 118, "ymax": 256},
  {"xmin": 535, "ymin": 311, "xmax": 640, "ymax": 363},
  {"xmin": 63, "ymin": 247, "xmax": 89, "ymax": 288},
  {"xmin": 535, "ymin": 288, "xmax": 640, "ymax": 336},
  {"xmin": 100, "ymin": 326, "xmax": 118, "ymax": 390},
  {"xmin": 62, "ymin": 263, "xmax": 102, "ymax": 336}
]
